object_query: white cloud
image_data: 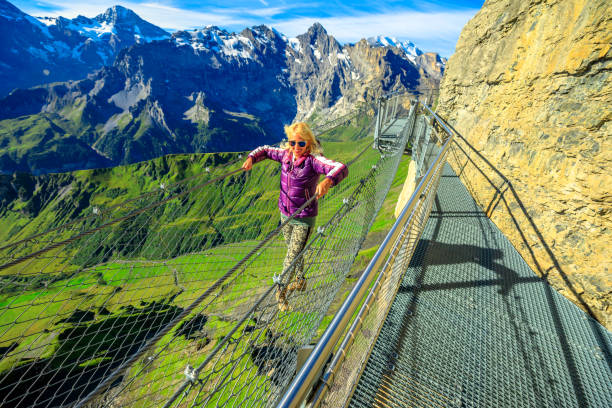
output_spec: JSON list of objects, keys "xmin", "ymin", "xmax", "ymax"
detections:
[
  {"xmin": 136, "ymin": 2, "xmax": 252, "ymax": 29},
  {"xmin": 16, "ymin": 1, "xmax": 255, "ymax": 29},
  {"xmin": 13, "ymin": 1, "xmax": 478, "ymax": 56},
  {"xmin": 248, "ymin": 7, "xmax": 287, "ymax": 18},
  {"xmin": 270, "ymin": 10, "xmax": 478, "ymax": 57}
]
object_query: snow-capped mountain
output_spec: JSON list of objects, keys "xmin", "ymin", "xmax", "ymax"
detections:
[
  {"xmin": 0, "ymin": 2, "xmax": 445, "ymax": 174},
  {"xmin": 36, "ymin": 5, "xmax": 169, "ymax": 64},
  {"xmin": 367, "ymin": 36, "xmax": 423, "ymax": 63},
  {"xmin": 0, "ymin": 1, "xmax": 169, "ymax": 96},
  {"xmin": 367, "ymin": 35, "xmax": 447, "ymax": 83}
]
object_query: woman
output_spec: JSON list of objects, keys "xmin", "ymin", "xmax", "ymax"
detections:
[{"xmin": 242, "ymin": 122, "xmax": 348, "ymax": 311}]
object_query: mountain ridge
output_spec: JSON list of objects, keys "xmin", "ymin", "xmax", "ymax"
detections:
[
  {"xmin": 0, "ymin": 1, "xmax": 444, "ymax": 175},
  {"xmin": 0, "ymin": 0, "xmax": 170, "ymax": 96}
]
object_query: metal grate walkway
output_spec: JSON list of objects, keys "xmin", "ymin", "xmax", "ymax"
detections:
[{"xmin": 349, "ymin": 164, "xmax": 612, "ymax": 408}]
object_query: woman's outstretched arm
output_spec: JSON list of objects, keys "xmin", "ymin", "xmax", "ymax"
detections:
[
  {"xmin": 249, "ymin": 145, "xmax": 285, "ymax": 162},
  {"xmin": 311, "ymin": 155, "xmax": 348, "ymax": 197}
]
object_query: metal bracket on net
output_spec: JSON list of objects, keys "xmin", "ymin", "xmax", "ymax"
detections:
[
  {"xmin": 184, "ymin": 365, "xmax": 197, "ymax": 384},
  {"xmin": 272, "ymin": 273, "xmax": 283, "ymax": 285}
]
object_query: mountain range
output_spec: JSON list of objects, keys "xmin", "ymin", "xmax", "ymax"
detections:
[
  {"xmin": 0, "ymin": 1, "xmax": 170, "ymax": 97},
  {"xmin": 0, "ymin": 1, "xmax": 445, "ymax": 175}
]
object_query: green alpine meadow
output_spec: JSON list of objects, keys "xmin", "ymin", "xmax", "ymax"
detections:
[{"xmin": 0, "ymin": 111, "xmax": 410, "ymax": 406}]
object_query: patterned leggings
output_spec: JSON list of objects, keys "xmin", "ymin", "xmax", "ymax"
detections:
[{"xmin": 280, "ymin": 221, "xmax": 313, "ymax": 287}]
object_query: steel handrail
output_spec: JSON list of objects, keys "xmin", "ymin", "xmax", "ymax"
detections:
[{"xmin": 276, "ymin": 101, "xmax": 455, "ymax": 408}]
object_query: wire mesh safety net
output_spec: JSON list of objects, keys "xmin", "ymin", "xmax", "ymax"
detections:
[
  {"xmin": 314, "ymin": 105, "xmax": 448, "ymax": 408},
  {"xmin": 314, "ymin": 106, "xmax": 612, "ymax": 408},
  {"xmin": 0, "ymin": 94, "xmax": 413, "ymax": 408}
]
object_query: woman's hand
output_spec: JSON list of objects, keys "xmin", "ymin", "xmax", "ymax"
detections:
[
  {"xmin": 242, "ymin": 157, "xmax": 253, "ymax": 171},
  {"xmin": 316, "ymin": 178, "xmax": 333, "ymax": 198}
]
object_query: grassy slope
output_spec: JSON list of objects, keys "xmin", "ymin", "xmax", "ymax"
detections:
[
  {"xmin": 0, "ymin": 103, "xmax": 269, "ymax": 174},
  {"xmin": 0, "ymin": 112, "xmax": 410, "ymax": 406}
]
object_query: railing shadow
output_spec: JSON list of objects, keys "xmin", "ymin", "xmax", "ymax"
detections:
[
  {"xmin": 369, "ymin": 189, "xmax": 604, "ymax": 406},
  {"xmin": 434, "ymin": 116, "xmax": 611, "ymax": 374},
  {"xmin": 361, "ymin": 194, "xmax": 575, "ymax": 406}
]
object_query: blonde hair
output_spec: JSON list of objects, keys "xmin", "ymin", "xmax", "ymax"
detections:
[{"xmin": 283, "ymin": 122, "xmax": 323, "ymax": 155}]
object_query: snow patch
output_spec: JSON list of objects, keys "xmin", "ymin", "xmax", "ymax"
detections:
[
  {"xmin": 36, "ymin": 16, "xmax": 58, "ymax": 26},
  {"xmin": 176, "ymin": 28, "xmax": 253, "ymax": 59},
  {"xmin": 367, "ymin": 36, "xmax": 422, "ymax": 64},
  {"xmin": 288, "ymin": 38, "xmax": 301, "ymax": 53},
  {"xmin": 221, "ymin": 36, "xmax": 252, "ymax": 59},
  {"xmin": 77, "ymin": 21, "xmax": 116, "ymax": 39},
  {"xmin": 26, "ymin": 15, "xmax": 52, "ymax": 38},
  {"xmin": 337, "ymin": 52, "xmax": 350, "ymax": 64},
  {"xmin": 238, "ymin": 35, "xmax": 254, "ymax": 49}
]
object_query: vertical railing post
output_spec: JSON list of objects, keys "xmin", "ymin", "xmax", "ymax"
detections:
[
  {"xmin": 374, "ymin": 98, "xmax": 382, "ymax": 149},
  {"xmin": 418, "ymin": 125, "xmax": 432, "ymax": 176},
  {"xmin": 392, "ymin": 94, "xmax": 399, "ymax": 119}
]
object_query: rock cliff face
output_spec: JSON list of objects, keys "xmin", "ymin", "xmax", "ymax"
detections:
[{"xmin": 437, "ymin": 0, "xmax": 611, "ymax": 328}]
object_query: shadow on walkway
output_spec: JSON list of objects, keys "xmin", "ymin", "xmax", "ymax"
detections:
[{"xmin": 435, "ymin": 115, "xmax": 610, "ymax": 399}]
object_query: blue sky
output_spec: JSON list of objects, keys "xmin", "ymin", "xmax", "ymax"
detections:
[{"xmin": 12, "ymin": 0, "xmax": 484, "ymax": 57}]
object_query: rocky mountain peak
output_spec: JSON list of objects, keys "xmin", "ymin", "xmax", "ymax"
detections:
[
  {"xmin": 367, "ymin": 36, "xmax": 423, "ymax": 63},
  {"xmin": 243, "ymin": 24, "xmax": 283, "ymax": 45},
  {"xmin": 307, "ymin": 22, "xmax": 327, "ymax": 35},
  {"xmin": 0, "ymin": 0, "xmax": 22, "ymax": 19},
  {"xmin": 302, "ymin": 22, "xmax": 331, "ymax": 44},
  {"xmin": 96, "ymin": 5, "xmax": 138, "ymax": 24},
  {"xmin": 437, "ymin": 0, "xmax": 611, "ymax": 328},
  {"xmin": 93, "ymin": 5, "xmax": 169, "ymax": 40},
  {"xmin": 294, "ymin": 21, "xmax": 341, "ymax": 61},
  {"xmin": 0, "ymin": 1, "xmax": 170, "ymax": 96}
]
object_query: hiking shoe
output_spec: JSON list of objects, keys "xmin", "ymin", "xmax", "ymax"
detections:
[
  {"xmin": 276, "ymin": 287, "xmax": 290, "ymax": 311},
  {"xmin": 287, "ymin": 277, "xmax": 307, "ymax": 292},
  {"xmin": 277, "ymin": 299, "xmax": 290, "ymax": 312},
  {"xmin": 275, "ymin": 287, "xmax": 287, "ymax": 302}
]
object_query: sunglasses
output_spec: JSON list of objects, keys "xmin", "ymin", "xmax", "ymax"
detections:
[{"xmin": 289, "ymin": 140, "xmax": 307, "ymax": 147}]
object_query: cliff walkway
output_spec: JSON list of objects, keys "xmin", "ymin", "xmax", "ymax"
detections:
[{"xmin": 0, "ymin": 93, "xmax": 610, "ymax": 408}]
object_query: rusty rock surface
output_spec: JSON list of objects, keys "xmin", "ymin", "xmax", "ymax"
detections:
[{"xmin": 437, "ymin": 0, "xmax": 612, "ymax": 328}]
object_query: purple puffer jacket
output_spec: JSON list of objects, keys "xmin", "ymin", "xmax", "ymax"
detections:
[{"xmin": 248, "ymin": 146, "xmax": 348, "ymax": 218}]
